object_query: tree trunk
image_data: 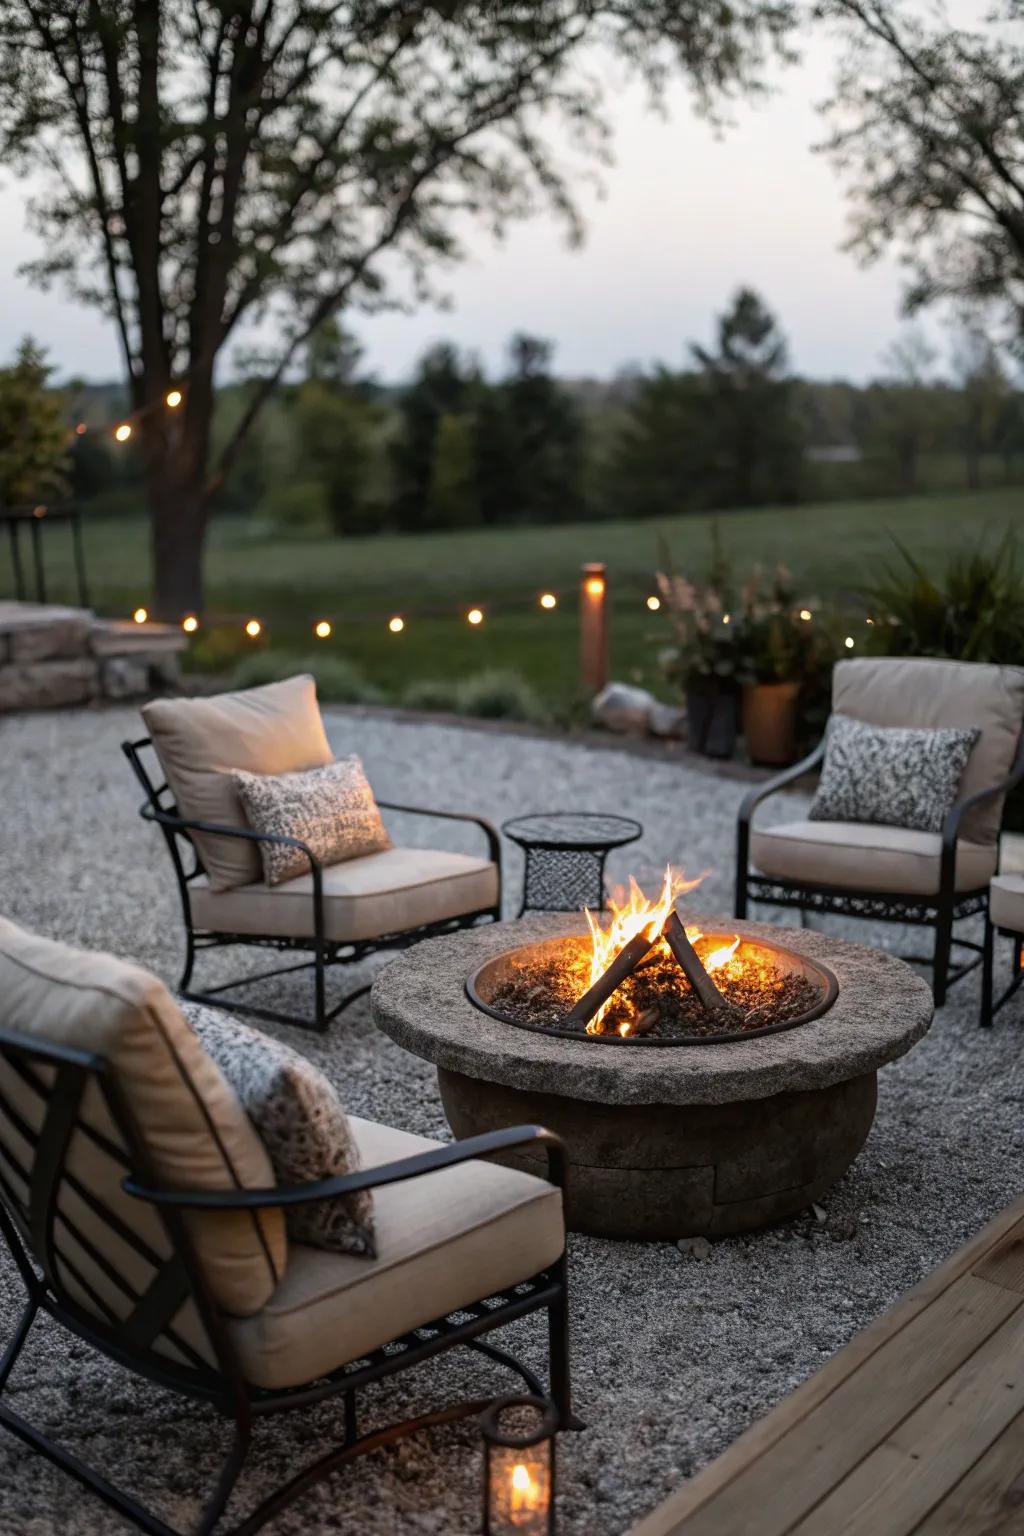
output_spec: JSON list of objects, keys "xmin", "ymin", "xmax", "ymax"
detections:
[{"xmin": 149, "ymin": 467, "xmax": 208, "ymax": 619}]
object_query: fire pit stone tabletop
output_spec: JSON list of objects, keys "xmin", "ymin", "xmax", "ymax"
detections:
[{"xmin": 371, "ymin": 914, "xmax": 934, "ymax": 1240}]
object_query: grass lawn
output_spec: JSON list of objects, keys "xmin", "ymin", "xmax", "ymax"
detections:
[{"xmin": 18, "ymin": 484, "xmax": 1024, "ymax": 716}]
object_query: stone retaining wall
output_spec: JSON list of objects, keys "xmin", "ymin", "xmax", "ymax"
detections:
[{"xmin": 0, "ymin": 602, "xmax": 187, "ymax": 712}]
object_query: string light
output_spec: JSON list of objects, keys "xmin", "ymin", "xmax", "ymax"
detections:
[
  {"xmin": 584, "ymin": 576, "xmax": 604, "ymax": 598},
  {"xmin": 114, "ymin": 423, "xmax": 132, "ymax": 443},
  {"xmin": 844, "ymin": 636, "xmax": 855, "ymax": 649},
  {"xmin": 539, "ymin": 593, "xmax": 557, "ymax": 610},
  {"xmin": 165, "ymin": 389, "xmax": 183, "ymax": 409},
  {"xmin": 132, "ymin": 606, "xmax": 148, "ymax": 625},
  {"xmin": 646, "ymin": 595, "xmax": 661, "ymax": 611},
  {"xmin": 467, "ymin": 608, "xmax": 484, "ymax": 625},
  {"xmin": 74, "ymin": 422, "xmax": 87, "ymax": 436},
  {"xmin": 866, "ymin": 616, "xmax": 874, "ymax": 625},
  {"xmin": 314, "ymin": 620, "xmax": 332, "ymax": 639},
  {"xmin": 388, "ymin": 616, "xmax": 405, "ymax": 633},
  {"xmin": 799, "ymin": 609, "xmax": 812, "ymax": 621},
  {"xmin": 722, "ymin": 613, "xmax": 731, "ymax": 625},
  {"xmin": 182, "ymin": 615, "xmax": 199, "ymax": 634},
  {"xmin": 245, "ymin": 619, "xmax": 262, "ymax": 638}
]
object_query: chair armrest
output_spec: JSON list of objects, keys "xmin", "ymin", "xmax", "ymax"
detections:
[
  {"xmin": 141, "ymin": 805, "xmax": 323, "ymax": 875},
  {"xmin": 122, "ymin": 1124, "xmax": 566, "ymax": 1207},
  {"xmin": 736, "ymin": 741, "xmax": 825, "ymax": 831},
  {"xmin": 376, "ymin": 801, "xmax": 502, "ymax": 869}
]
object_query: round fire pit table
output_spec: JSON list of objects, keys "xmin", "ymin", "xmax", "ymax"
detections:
[
  {"xmin": 502, "ymin": 812, "xmax": 643, "ymax": 916},
  {"xmin": 371, "ymin": 914, "xmax": 934, "ymax": 1241}
]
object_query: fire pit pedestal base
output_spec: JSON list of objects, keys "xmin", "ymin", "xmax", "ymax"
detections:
[
  {"xmin": 371, "ymin": 914, "xmax": 933, "ymax": 1241},
  {"xmin": 438, "ymin": 1065, "xmax": 877, "ymax": 1239}
]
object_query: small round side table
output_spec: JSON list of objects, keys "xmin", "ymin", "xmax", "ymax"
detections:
[{"xmin": 501, "ymin": 812, "xmax": 643, "ymax": 916}]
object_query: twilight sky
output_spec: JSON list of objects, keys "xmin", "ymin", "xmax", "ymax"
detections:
[{"xmin": 0, "ymin": 29, "xmax": 931, "ymax": 387}]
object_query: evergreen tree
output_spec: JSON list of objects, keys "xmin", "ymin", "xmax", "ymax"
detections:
[{"xmin": 0, "ymin": 338, "xmax": 70, "ymax": 505}]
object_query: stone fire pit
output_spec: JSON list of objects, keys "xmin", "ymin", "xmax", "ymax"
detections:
[{"xmin": 372, "ymin": 914, "xmax": 934, "ymax": 1240}]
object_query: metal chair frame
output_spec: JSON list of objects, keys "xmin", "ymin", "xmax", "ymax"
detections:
[
  {"xmin": 122, "ymin": 737, "xmax": 503, "ymax": 1032},
  {"xmin": 0, "ymin": 1027, "xmax": 573, "ymax": 1536},
  {"xmin": 735, "ymin": 739, "xmax": 1024, "ymax": 1007}
]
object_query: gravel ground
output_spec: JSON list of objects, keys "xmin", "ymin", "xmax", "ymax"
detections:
[{"xmin": 0, "ymin": 703, "xmax": 1022, "ymax": 1536}]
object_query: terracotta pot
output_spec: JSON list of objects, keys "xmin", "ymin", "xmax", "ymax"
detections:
[
  {"xmin": 686, "ymin": 685, "xmax": 738, "ymax": 759},
  {"xmin": 742, "ymin": 681, "xmax": 801, "ymax": 766}
]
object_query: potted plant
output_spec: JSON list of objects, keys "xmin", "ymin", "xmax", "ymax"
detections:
[
  {"xmin": 734, "ymin": 565, "xmax": 829, "ymax": 765},
  {"xmin": 656, "ymin": 540, "xmax": 741, "ymax": 759}
]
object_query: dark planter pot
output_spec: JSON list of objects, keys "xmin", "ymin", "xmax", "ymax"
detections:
[{"xmin": 686, "ymin": 685, "xmax": 738, "ymax": 759}]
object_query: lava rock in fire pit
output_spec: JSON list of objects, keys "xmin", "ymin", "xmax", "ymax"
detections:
[{"xmin": 485, "ymin": 939, "xmax": 826, "ymax": 1043}]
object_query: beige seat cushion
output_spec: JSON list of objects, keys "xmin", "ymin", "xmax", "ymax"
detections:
[
  {"xmin": 831, "ymin": 658, "xmax": 1024, "ymax": 844},
  {"xmin": 0, "ymin": 919, "xmax": 286, "ymax": 1320},
  {"xmin": 230, "ymin": 1116, "xmax": 564, "ymax": 1390},
  {"xmin": 143, "ymin": 675, "xmax": 333, "ymax": 891},
  {"xmin": 990, "ymin": 874, "xmax": 1024, "ymax": 933},
  {"xmin": 1000, "ymin": 832, "xmax": 1024, "ymax": 876},
  {"xmin": 190, "ymin": 846, "xmax": 499, "ymax": 944},
  {"xmin": 751, "ymin": 820, "xmax": 996, "ymax": 896}
]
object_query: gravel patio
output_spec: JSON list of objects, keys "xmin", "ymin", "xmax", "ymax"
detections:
[{"xmin": 1, "ymin": 703, "xmax": 1022, "ymax": 1536}]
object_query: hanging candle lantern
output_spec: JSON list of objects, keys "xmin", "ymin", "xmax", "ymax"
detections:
[{"xmin": 482, "ymin": 1394, "xmax": 557, "ymax": 1535}]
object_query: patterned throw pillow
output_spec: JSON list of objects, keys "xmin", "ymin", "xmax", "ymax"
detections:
[
  {"xmin": 232, "ymin": 755, "xmax": 391, "ymax": 886},
  {"xmin": 809, "ymin": 713, "xmax": 980, "ymax": 834},
  {"xmin": 181, "ymin": 1002, "xmax": 375, "ymax": 1258}
]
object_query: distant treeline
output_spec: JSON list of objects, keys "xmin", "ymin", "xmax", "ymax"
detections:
[{"xmin": 68, "ymin": 290, "xmax": 1024, "ymax": 532}]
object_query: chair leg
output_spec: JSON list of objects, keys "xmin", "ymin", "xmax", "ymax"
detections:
[
  {"xmin": 547, "ymin": 1257, "xmax": 579, "ymax": 1431},
  {"xmin": 980, "ymin": 917, "xmax": 995, "ymax": 1028},
  {"xmin": 933, "ymin": 908, "xmax": 954, "ymax": 1008},
  {"xmin": 180, "ymin": 929, "xmax": 196, "ymax": 994},
  {"xmin": 314, "ymin": 943, "xmax": 327, "ymax": 1033},
  {"xmin": 734, "ymin": 873, "xmax": 748, "ymax": 921}
]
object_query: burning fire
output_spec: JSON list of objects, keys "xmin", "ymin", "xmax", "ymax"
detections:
[{"xmin": 583, "ymin": 866, "xmax": 740, "ymax": 1034}]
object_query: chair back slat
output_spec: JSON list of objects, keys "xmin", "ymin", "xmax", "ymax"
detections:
[{"xmin": 0, "ymin": 1031, "xmax": 230, "ymax": 1397}]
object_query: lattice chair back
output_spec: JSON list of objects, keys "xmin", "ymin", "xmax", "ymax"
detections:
[
  {"xmin": 831, "ymin": 657, "xmax": 1024, "ymax": 844},
  {"xmin": 0, "ymin": 919, "xmax": 289, "ymax": 1398}
]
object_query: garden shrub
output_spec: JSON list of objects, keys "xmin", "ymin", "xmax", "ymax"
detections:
[
  {"xmin": 231, "ymin": 650, "xmax": 385, "ymax": 704},
  {"xmin": 455, "ymin": 669, "xmax": 544, "ymax": 722}
]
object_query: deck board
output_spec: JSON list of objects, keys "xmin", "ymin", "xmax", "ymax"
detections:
[
  {"xmin": 910, "ymin": 1407, "xmax": 1024, "ymax": 1535},
  {"xmin": 629, "ymin": 1196, "xmax": 1024, "ymax": 1536}
]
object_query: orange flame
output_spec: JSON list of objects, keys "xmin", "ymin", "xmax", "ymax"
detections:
[
  {"xmin": 583, "ymin": 866, "xmax": 704, "ymax": 1033},
  {"xmin": 704, "ymin": 934, "xmax": 741, "ymax": 973}
]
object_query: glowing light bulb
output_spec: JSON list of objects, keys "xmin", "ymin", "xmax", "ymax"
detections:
[
  {"xmin": 132, "ymin": 607, "xmax": 148, "ymax": 625},
  {"xmin": 74, "ymin": 422, "xmax": 87, "ymax": 436},
  {"xmin": 646, "ymin": 595, "xmax": 661, "ymax": 611},
  {"xmin": 182, "ymin": 615, "xmax": 199, "ymax": 634},
  {"xmin": 114, "ymin": 423, "xmax": 132, "ymax": 442},
  {"xmin": 165, "ymin": 388, "xmax": 183, "ymax": 409},
  {"xmin": 388, "ymin": 616, "xmax": 404, "ymax": 633},
  {"xmin": 314, "ymin": 620, "xmax": 331, "ymax": 639},
  {"xmin": 584, "ymin": 577, "xmax": 604, "ymax": 598},
  {"xmin": 539, "ymin": 592, "xmax": 557, "ymax": 610},
  {"xmin": 245, "ymin": 619, "xmax": 262, "ymax": 638},
  {"xmin": 467, "ymin": 608, "xmax": 484, "ymax": 625},
  {"xmin": 722, "ymin": 613, "xmax": 731, "ymax": 625},
  {"xmin": 799, "ymin": 609, "xmax": 812, "ymax": 622},
  {"xmin": 845, "ymin": 635, "xmax": 855, "ymax": 649}
]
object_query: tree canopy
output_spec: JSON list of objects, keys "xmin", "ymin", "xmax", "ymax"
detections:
[
  {"xmin": 821, "ymin": 0, "xmax": 1024, "ymax": 348},
  {"xmin": 0, "ymin": 0, "xmax": 795, "ymax": 612}
]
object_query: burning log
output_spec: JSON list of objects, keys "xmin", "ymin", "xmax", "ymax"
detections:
[
  {"xmin": 618, "ymin": 1006, "xmax": 660, "ymax": 1039},
  {"xmin": 567, "ymin": 928, "xmax": 659, "ymax": 1026},
  {"xmin": 662, "ymin": 912, "xmax": 741, "ymax": 1020}
]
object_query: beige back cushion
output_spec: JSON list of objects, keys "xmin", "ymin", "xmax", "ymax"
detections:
[
  {"xmin": 832, "ymin": 658, "xmax": 1024, "ymax": 844},
  {"xmin": 0, "ymin": 919, "xmax": 286, "ymax": 1319},
  {"xmin": 143, "ymin": 675, "xmax": 333, "ymax": 891}
]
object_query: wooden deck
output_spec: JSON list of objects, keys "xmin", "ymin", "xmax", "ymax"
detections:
[{"xmin": 629, "ymin": 1193, "xmax": 1024, "ymax": 1536}]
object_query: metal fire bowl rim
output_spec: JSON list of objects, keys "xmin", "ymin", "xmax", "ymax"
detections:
[{"xmin": 464, "ymin": 930, "xmax": 840, "ymax": 1046}]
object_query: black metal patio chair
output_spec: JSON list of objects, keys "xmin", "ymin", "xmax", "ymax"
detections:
[
  {"xmin": 735, "ymin": 657, "xmax": 1024, "ymax": 1006},
  {"xmin": 122, "ymin": 676, "xmax": 502, "ymax": 1032},
  {"xmin": 0, "ymin": 921, "xmax": 573, "ymax": 1536}
]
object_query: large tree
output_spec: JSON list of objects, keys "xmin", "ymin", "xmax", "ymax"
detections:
[
  {"xmin": 0, "ymin": 0, "xmax": 793, "ymax": 615},
  {"xmin": 821, "ymin": 0, "xmax": 1024, "ymax": 350}
]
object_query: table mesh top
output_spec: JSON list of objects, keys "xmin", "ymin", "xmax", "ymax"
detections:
[{"xmin": 501, "ymin": 813, "xmax": 642, "ymax": 848}]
